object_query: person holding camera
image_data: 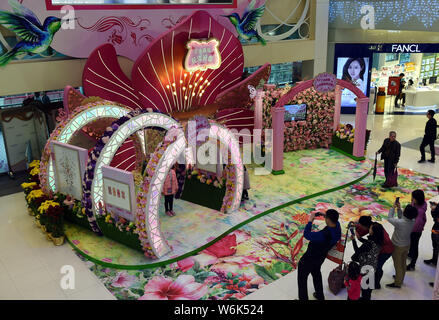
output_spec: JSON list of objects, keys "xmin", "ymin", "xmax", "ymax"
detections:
[
  {"xmin": 386, "ymin": 199, "xmax": 418, "ymax": 288},
  {"xmin": 350, "ymin": 222, "xmax": 384, "ymax": 300},
  {"xmin": 354, "ymin": 216, "xmax": 394, "ymax": 289},
  {"xmin": 297, "ymin": 209, "xmax": 341, "ymax": 300}
]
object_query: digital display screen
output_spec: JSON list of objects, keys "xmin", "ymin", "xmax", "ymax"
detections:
[
  {"xmin": 284, "ymin": 104, "xmax": 307, "ymax": 122},
  {"xmin": 336, "ymin": 57, "xmax": 370, "ymax": 108}
]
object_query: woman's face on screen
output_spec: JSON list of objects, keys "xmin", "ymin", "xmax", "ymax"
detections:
[{"xmin": 348, "ymin": 60, "xmax": 362, "ymax": 80}]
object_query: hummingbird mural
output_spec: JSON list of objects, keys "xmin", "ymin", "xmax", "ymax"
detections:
[
  {"xmin": 222, "ymin": 0, "xmax": 266, "ymax": 46},
  {"xmin": 0, "ymin": 0, "xmax": 62, "ymax": 66}
]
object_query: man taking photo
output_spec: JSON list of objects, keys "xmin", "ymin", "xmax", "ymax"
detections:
[{"xmin": 297, "ymin": 209, "xmax": 341, "ymax": 300}]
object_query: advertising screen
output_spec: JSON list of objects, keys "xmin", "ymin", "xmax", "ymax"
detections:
[
  {"xmin": 284, "ymin": 104, "xmax": 307, "ymax": 122},
  {"xmin": 336, "ymin": 57, "xmax": 370, "ymax": 108}
]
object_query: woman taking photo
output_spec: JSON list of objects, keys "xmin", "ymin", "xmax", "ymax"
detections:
[
  {"xmin": 351, "ymin": 222, "xmax": 384, "ymax": 300},
  {"xmin": 407, "ymin": 189, "xmax": 427, "ymax": 270}
]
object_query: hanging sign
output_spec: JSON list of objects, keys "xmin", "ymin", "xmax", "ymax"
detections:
[
  {"xmin": 313, "ymin": 73, "xmax": 337, "ymax": 92},
  {"xmin": 184, "ymin": 38, "xmax": 221, "ymax": 72}
]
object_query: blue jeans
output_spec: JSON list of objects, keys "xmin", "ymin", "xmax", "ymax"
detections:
[{"xmin": 375, "ymin": 253, "xmax": 392, "ymax": 287}]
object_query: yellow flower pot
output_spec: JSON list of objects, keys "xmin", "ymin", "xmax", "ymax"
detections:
[
  {"xmin": 52, "ymin": 235, "xmax": 65, "ymax": 246},
  {"xmin": 35, "ymin": 219, "xmax": 41, "ymax": 228},
  {"xmin": 41, "ymin": 225, "xmax": 47, "ymax": 233},
  {"xmin": 27, "ymin": 208, "xmax": 34, "ymax": 216},
  {"xmin": 46, "ymin": 232, "xmax": 52, "ymax": 241}
]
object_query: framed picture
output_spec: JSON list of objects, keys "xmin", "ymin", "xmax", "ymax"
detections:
[{"xmin": 51, "ymin": 141, "xmax": 88, "ymax": 200}]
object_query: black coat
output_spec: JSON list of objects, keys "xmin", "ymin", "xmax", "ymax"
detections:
[
  {"xmin": 377, "ymin": 138, "xmax": 401, "ymax": 164},
  {"xmin": 425, "ymin": 117, "xmax": 438, "ymax": 141}
]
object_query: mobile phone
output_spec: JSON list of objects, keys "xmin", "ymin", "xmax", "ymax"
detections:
[{"xmin": 315, "ymin": 212, "xmax": 324, "ymax": 217}]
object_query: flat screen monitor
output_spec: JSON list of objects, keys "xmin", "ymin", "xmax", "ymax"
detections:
[
  {"xmin": 284, "ymin": 104, "xmax": 307, "ymax": 122},
  {"xmin": 430, "ymin": 76, "xmax": 437, "ymax": 84}
]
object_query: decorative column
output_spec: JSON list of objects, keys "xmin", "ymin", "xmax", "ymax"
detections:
[
  {"xmin": 333, "ymin": 85, "xmax": 342, "ymax": 131},
  {"xmin": 271, "ymin": 106, "xmax": 285, "ymax": 175},
  {"xmin": 254, "ymin": 89, "xmax": 264, "ymax": 130},
  {"xmin": 353, "ymin": 97, "xmax": 369, "ymax": 158}
]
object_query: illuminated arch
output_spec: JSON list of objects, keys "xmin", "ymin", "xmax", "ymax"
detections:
[
  {"xmin": 138, "ymin": 121, "xmax": 243, "ymax": 258},
  {"xmin": 83, "ymin": 111, "xmax": 181, "ymax": 234},
  {"xmin": 40, "ymin": 102, "xmax": 132, "ymax": 194}
]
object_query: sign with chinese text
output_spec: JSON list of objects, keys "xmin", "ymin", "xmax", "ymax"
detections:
[
  {"xmin": 313, "ymin": 73, "xmax": 337, "ymax": 93},
  {"xmin": 184, "ymin": 38, "xmax": 221, "ymax": 72}
]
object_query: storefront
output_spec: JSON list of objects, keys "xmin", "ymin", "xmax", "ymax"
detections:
[{"xmin": 334, "ymin": 43, "xmax": 439, "ymax": 114}]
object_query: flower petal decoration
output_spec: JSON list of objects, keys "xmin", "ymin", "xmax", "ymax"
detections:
[
  {"xmin": 132, "ymin": 10, "xmax": 245, "ymax": 114},
  {"xmin": 83, "ymin": 44, "xmax": 142, "ymax": 110}
]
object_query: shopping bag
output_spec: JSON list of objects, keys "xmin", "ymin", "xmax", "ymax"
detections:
[{"xmin": 386, "ymin": 167, "xmax": 398, "ymax": 187}]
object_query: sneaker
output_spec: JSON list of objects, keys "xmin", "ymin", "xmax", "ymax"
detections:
[
  {"xmin": 418, "ymin": 159, "xmax": 426, "ymax": 163},
  {"xmin": 428, "ymin": 159, "xmax": 435, "ymax": 163},
  {"xmin": 406, "ymin": 265, "xmax": 415, "ymax": 271},
  {"xmin": 386, "ymin": 283, "xmax": 401, "ymax": 289},
  {"xmin": 165, "ymin": 211, "xmax": 173, "ymax": 217},
  {"xmin": 170, "ymin": 210, "xmax": 176, "ymax": 216}
]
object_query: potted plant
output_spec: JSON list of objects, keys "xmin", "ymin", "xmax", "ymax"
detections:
[{"xmin": 47, "ymin": 204, "xmax": 65, "ymax": 246}]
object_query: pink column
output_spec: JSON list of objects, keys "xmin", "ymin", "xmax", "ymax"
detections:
[
  {"xmin": 353, "ymin": 97, "xmax": 369, "ymax": 158},
  {"xmin": 333, "ymin": 85, "xmax": 342, "ymax": 131},
  {"xmin": 271, "ymin": 106, "xmax": 285, "ymax": 174},
  {"xmin": 254, "ymin": 89, "xmax": 264, "ymax": 130}
]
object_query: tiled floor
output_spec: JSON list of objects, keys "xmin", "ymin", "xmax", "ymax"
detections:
[{"xmin": 0, "ymin": 113, "xmax": 438, "ymax": 300}]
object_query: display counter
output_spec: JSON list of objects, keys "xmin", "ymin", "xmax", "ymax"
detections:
[{"xmin": 405, "ymin": 86, "xmax": 439, "ymax": 108}]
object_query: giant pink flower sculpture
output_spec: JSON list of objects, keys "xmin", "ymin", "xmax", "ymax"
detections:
[{"xmin": 81, "ymin": 10, "xmax": 271, "ymax": 170}]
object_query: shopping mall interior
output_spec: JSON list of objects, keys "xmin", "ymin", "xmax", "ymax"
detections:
[{"xmin": 0, "ymin": 0, "xmax": 438, "ymax": 303}]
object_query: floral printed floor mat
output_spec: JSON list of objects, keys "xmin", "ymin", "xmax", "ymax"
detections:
[
  {"xmin": 66, "ymin": 149, "xmax": 371, "ymax": 267},
  {"xmin": 72, "ymin": 152, "xmax": 439, "ymax": 300}
]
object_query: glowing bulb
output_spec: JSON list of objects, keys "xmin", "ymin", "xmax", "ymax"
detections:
[
  {"xmin": 204, "ymin": 79, "xmax": 208, "ymax": 83},
  {"xmin": 185, "ymin": 96, "xmax": 188, "ymax": 100},
  {"xmin": 192, "ymin": 93, "xmax": 195, "ymax": 96},
  {"xmin": 173, "ymin": 92, "xmax": 177, "ymax": 96},
  {"xmin": 189, "ymin": 85, "xmax": 193, "ymax": 89},
  {"xmin": 200, "ymin": 85, "xmax": 203, "ymax": 89},
  {"xmin": 200, "ymin": 77, "xmax": 203, "ymax": 81},
  {"xmin": 166, "ymin": 85, "xmax": 170, "ymax": 89},
  {"xmin": 172, "ymin": 83, "xmax": 176, "ymax": 87},
  {"xmin": 184, "ymin": 73, "xmax": 187, "ymax": 77},
  {"xmin": 180, "ymin": 80, "xmax": 183, "ymax": 84},
  {"xmin": 195, "ymin": 73, "xmax": 199, "ymax": 77},
  {"xmin": 183, "ymin": 87, "xmax": 186, "ymax": 91}
]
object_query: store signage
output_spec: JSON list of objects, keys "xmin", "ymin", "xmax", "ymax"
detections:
[
  {"xmin": 313, "ymin": 73, "xmax": 337, "ymax": 92},
  {"xmin": 391, "ymin": 44, "xmax": 421, "ymax": 53},
  {"xmin": 184, "ymin": 38, "xmax": 221, "ymax": 72}
]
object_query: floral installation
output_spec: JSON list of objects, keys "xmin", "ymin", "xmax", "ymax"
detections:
[
  {"xmin": 102, "ymin": 213, "xmax": 136, "ymax": 234},
  {"xmin": 135, "ymin": 130, "xmax": 176, "ymax": 259},
  {"xmin": 184, "ymin": 116, "xmax": 211, "ymax": 147},
  {"xmin": 334, "ymin": 123, "xmax": 355, "ymax": 143},
  {"xmin": 21, "ymin": 182, "xmax": 38, "ymax": 195},
  {"xmin": 262, "ymin": 87, "xmax": 335, "ymax": 152},
  {"xmin": 82, "ymin": 108, "xmax": 149, "ymax": 235},
  {"xmin": 186, "ymin": 168, "xmax": 225, "ymax": 189},
  {"xmin": 220, "ymin": 162, "xmax": 236, "ymax": 213}
]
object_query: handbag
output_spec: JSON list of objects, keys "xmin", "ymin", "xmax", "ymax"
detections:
[
  {"xmin": 327, "ymin": 227, "xmax": 349, "ymax": 295},
  {"xmin": 386, "ymin": 167, "xmax": 398, "ymax": 187}
]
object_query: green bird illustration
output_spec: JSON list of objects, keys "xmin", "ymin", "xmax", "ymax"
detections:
[
  {"xmin": 222, "ymin": 0, "xmax": 266, "ymax": 45},
  {"xmin": 0, "ymin": 0, "xmax": 62, "ymax": 66}
]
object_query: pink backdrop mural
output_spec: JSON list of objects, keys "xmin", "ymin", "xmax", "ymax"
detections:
[{"xmin": 0, "ymin": 0, "xmax": 261, "ymax": 61}]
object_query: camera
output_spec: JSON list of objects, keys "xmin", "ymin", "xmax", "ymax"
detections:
[{"xmin": 315, "ymin": 212, "xmax": 325, "ymax": 217}]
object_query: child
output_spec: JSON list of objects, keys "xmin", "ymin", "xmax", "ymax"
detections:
[
  {"xmin": 344, "ymin": 261, "xmax": 362, "ymax": 301},
  {"xmin": 163, "ymin": 167, "xmax": 179, "ymax": 217},
  {"xmin": 242, "ymin": 165, "xmax": 250, "ymax": 201}
]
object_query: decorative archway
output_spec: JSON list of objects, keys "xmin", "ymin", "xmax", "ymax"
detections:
[
  {"xmin": 271, "ymin": 77, "xmax": 369, "ymax": 172},
  {"xmin": 136, "ymin": 120, "xmax": 243, "ymax": 258},
  {"xmin": 39, "ymin": 102, "xmax": 132, "ymax": 194}
]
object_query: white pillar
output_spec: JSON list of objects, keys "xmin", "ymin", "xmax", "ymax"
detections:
[{"xmin": 313, "ymin": 0, "xmax": 329, "ymax": 76}]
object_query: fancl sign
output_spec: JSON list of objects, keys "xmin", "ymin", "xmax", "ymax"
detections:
[{"xmin": 391, "ymin": 44, "xmax": 421, "ymax": 53}]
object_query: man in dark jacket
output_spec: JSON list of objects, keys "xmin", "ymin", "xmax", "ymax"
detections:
[
  {"xmin": 297, "ymin": 209, "xmax": 341, "ymax": 300},
  {"xmin": 376, "ymin": 131, "xmax": 401, "ymax": 188},
  {"xmin": 418, "ymin": 110, "xmax": 437, "ymax": 163}
]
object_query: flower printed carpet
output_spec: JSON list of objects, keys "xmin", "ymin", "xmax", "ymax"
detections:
[
  {"xmin": 65, "ymin": 149, "xmax": 371, "ymax": 267},
  {"xmin": 71, "ymin": 150, "xmax": 439, "ymax": 300}
]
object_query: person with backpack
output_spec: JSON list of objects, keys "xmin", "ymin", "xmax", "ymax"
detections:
[
  {"xmin": 350, "ymin": 222, "xmax": 384, "ymax": 300},
  {"xmin": 355, "ymin": 216, "xmax": 394, "ymax": 289},
  {"xmin": 297, "ymin": 209, "xmax": 341, "ymax": 300}
]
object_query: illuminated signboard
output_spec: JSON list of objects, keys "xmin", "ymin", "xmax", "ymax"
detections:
[{"xmin": 184, "ymin": 38, "xmax": 221, "ymax": 72}]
